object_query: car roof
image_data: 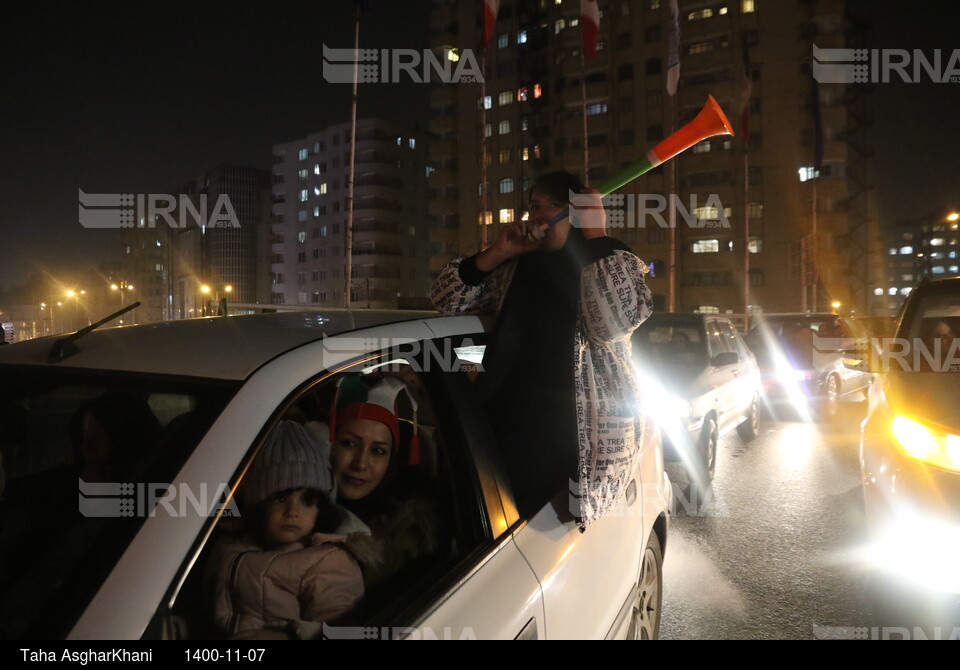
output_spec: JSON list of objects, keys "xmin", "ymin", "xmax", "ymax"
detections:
[{"xmin": 0, "ymin": 310, "xmax": 478, "ymax": 381}]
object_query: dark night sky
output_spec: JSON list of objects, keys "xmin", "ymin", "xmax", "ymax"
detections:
[{"xmin": 1, "ymin": 1, "xmax": 959, "ymax": 292}]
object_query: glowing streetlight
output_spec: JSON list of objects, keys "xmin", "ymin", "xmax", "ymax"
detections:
[{"xmin": 831, "ymin": 301, "xmax": 842, "ymax": 314}]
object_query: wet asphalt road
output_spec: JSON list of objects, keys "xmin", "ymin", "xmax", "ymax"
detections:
[{"xmin": 658, "ymin": 399, "xmax": 959, "ymax": 640}]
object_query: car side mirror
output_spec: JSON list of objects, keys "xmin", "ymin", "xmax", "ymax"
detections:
[{"xmin": 711, "ymin": 352, "xmax": 739, "ymax": 367}]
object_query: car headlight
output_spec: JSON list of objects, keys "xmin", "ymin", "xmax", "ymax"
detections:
[
  {"xmin": 891, "ymin": 415, "xmax": 960, "ymax": 473},
  {"xmin": 649, "ymin": 393, "xmax": 691, "ymax": 421},
  {"xmin": 776, "ymin": 367, "xmax": 814, "ymax": 383}
]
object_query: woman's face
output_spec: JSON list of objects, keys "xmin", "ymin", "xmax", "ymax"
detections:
[
  {"xmin": 330, "ymin": 418, "xmax": 393, "ymax": 501},
  {"xmin": 263, "ymin": 488, "xmax": 319, "ymax": 547}
]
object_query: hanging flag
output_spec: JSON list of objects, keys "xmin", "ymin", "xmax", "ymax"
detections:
[
  {"xmin": 581, "ymin": 0, "xmax": 600, "ymax": 58},
  {"xmin": 811, "ymin": 77, "xmax": 824, "ymax": 171},
  {"xmin": 666, "ymin": 0, "xmax": 681, "ymax": 95},
  {"xmin": 483, "ymin": 0, "xmax": 500, "ymax": 49},
  {"xmin": 740, "ymin": 37, "xmax": 752, "ymax": 141}
]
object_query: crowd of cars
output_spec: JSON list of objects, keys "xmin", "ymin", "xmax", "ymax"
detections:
[{"xmin": 2, "ymin": 283, "xmax": 956, "ymax": 640}]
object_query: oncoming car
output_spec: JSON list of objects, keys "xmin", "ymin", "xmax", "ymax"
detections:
[
  {"xmin": 856, "ymin": 277, "xmax": 960, "ymax": 594},
  {"xmin": 632, "ymin": 313, "xmax": 761, "ymax": 496},
  {"xmin": 745, "ymin": 313, "xmax": 872, "ymax": 421},
  {"xmin": 0, "ymin": 311, "xmax": 670, "ymax": 640}
]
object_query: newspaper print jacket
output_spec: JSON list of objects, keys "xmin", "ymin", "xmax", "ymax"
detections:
[{"xmin": 430, "ymin": 249, "xmax": 654, "ymax": 530}]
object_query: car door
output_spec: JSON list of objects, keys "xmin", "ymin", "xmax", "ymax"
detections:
[{"xmin": 136, "ymin": 329, "xmax": 545, "ymax": 641}]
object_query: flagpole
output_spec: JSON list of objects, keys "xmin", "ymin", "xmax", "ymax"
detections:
[
  {"xmin": 343, "ymin": 5, "xmax": 360, "ymax": 309},
  {"xmin": 480, "ymin": 52, "xmax": 488, "ymax": 249},
  {"xmin": 580, "ymin": 50, "xmax": 589, "ymax": 186}
]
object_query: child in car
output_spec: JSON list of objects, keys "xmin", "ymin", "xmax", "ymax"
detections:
[{"xmin": 207, "ymin": 420, "xmax": 375, "ymax": 640}]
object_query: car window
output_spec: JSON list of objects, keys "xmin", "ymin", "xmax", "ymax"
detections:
[
  {"xmin": 704, "ymin": 319, "xmax": 728, "ymax": 359},
  {"xmin": 633, "ymin": 320, "xmax": 705, "ymax": 367},
  {"xmin": 904, "ymin": 292, "xmax": 960, "ymax": 373},
  {"xmin": 0, "ymin": 369, "xmax": 237, "ymax": 639},
  {"xmin": 720, "ymin": 321, "xmax": 751, "ymax": 360},
  {"xmin": 158, "ymin": 339, "xmax": 496, "ymax": 640}
]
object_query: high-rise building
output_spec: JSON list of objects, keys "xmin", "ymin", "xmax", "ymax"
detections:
[
  {"xmin": 879, "ymin": 210, "xmax": 960, "ymax": 314},
  {"xmin": 271, "ymin": 119, "xmax": 432, "ymax": 309},
  {"xmin": 429, "ymin": 0, "xmax": 878, "ymax": 316}
]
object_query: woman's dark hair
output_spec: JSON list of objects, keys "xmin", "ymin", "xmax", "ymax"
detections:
[
  {"xmin": 529, "ymin": 171, "xmax": 585, "ymax": 205},
  {"xmin": 246, "ymin": 487, "xmax": 344, "ymax": 547}
]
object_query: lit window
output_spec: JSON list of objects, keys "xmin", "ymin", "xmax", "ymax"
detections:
[
  {"xmin": 499, "ymin": 120, "xmax": 511, "ymax": 134},
  {"xmin": 498, "ymin": 91, "xmax": 513, "ymax": 106},
  {"xmin": 888, "ymin": 248, "xmax": 898, "ymax": 255},
  {"xmin": 298, "ymin": 211, "xmax": 308, "ymax": 223},
  {"xmin": 319, "ymin": 183, "xmax": 328, "ymax": 194},
  {"xmin": 298, "ymin": 231, "xmax": 307, "ymax": 243},
  {"xmin": 900, "ymin": 246, "xmax": 914, "ymax": 255},
  {"xmin": 798, "ymin": 166, "xmax": 819, "ymax": 182},
  {"xmin": 950, "ymin": 266, "xmax": 960, "ymax": 273},
  {"xmin": 485, "ymin": 123, "xmax": 492, "ymax": 137},
  {"xmin": 479, "ymin": 211, "xmax": 493, "ymax": 225},
  {"xmin": 499, "ymin": 149, "xmax": 512, "ymax": 164},
  {"xmin": 693, "ymin": 142, "xmax": 711, "ymax": 154},
  {"xmin": 298, "ymin": 148, "xmax": 308, "ymax": 161},
  {"xmin": 874, "ymin": 288, "xmax": 884, "ymax": 296},
  {"xmin": 321, "ymin": 226, "xmax": 328, "ymax": 237},
  {"xmin": 694, "ymin": 206, "xmax": 719, "ymax": 220},
  {"xmin": 498, "ymin": 34, "xmax": 509, "ymax": 49},
  {"xmin": 695, "ymin": 306, "xmax": 720, "ymax": 314},
  {"xmin": 499, "ymin": 178, "xmax": 515, "ymax": 194},
  {"xmin": 888, "ymin": 287, "xmax": 898, "ymax": 295},
  {"xmin": 299, "ymin": 189, "xmax": 309, "ymax": 202},
  {"xmin": 902, "ymin": 274, "xmax": 914, "ymax": 282},
  {"xmin": 533, "ymin": 83, "xmax": 542, "ymax": 98},
  {"xmin": 298, "ymin": 169, "xmax": 308, "ymax": 181},
  {"xmin": 688, "ymin": 8, "xmax": 713, "ymax": 20},
  {"xmin": 517, "ymin": 29, "xmax": 528, "ymax": 44},
  {"xmin": 748, "ymin": 202, "xmax": 763, "ymax": 218},
  {"xmin": 930, "ymin": 238, "xmax": 945, "ymax": 246},
  {"xmin": 748, "ymin": 236, "xmax": 763, "ymax": 253},
  {"xmin": 901, "ymin": 287, "xmax": 913, "ymax": 296},
  {"xmin": 554, "ymin": 19, "xmax": 566, "ymax": 34},
  {"xmin": 479, "ymin": 95, "xmax": 492, "ymax": 109},
  {"xmin": 409, "ymin": 138, "xmax": 416, "ymax": 149},
  {"xmin": 932, "ymin": 266, "xmax": 946, "ymax": 274},
  {"xmin": 586, "ymin": 103, "xmax": 608, "ymax": 116},
  {"xmin": 314, "ymin": 164, "xmax": 321, "ymax": 175},
  {"xmin": 742, "ymin": 0, "xmax": 755, "ymax": 13},
  {"xmin": 692, "ymin": 239, "xmax": 720, "ymax": 253},
  {"xmin": 522, "ymin": 147, "xmax": 530, "ymax": 161},
  {"xmin": 517, "ymin": 87, "xmax": 528, "ymax": 102},
  {"xmin": 499, "ymin": 208, "xmax": 515, "ymax": 223}
]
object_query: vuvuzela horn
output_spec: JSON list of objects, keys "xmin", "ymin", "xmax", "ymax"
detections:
[{"xmin": 542, "ymin": 94, "xmax": 735, "ymax": 228}]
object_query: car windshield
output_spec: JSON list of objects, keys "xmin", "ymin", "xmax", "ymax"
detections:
[
  {"xmin": 0, "ymin": 366, "xmax": 238, "ymax": 639},
  {"xmin": 633, "ymin": 321, "xmax": 706, "ymax": 368},
  {"xmin": 903, "ymin": 292, "xmax": 960, "ymax": 373}
]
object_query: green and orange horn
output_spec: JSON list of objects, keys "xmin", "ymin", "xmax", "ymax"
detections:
[{"xmin": 544, "ymin": 94, "xmax": 735, "ymax": 227}]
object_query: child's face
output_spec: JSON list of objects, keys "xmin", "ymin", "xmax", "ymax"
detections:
[{"xmin": 263, "ymin": 488, "xmax": 320, "ymax": 547}]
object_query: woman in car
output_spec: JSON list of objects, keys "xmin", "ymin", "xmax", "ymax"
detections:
[{"xmin": 322, "ymin": 374, "xmax": 440, "ymax": 592}]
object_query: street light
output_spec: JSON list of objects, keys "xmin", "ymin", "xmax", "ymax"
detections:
[
  {"xmin": 110, "ymin": 282, "xmax": 136, "ymax": 324},
  {"xmin": 831, "ymin": 301, "xmax": 841, "ymax": 314},
  {"xmin": 65, "ymin": 290, "xmax": 86, "ymax": 330}
]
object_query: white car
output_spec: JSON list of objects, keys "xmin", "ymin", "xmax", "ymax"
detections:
[{"xmin": 0, "ymin": 311, "xmax": 670, "ymax": 640}]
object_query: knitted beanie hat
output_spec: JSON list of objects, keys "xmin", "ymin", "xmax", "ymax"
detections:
[{"xmin": 244, "ymin": 420, "xmax": 334, "ymax": 507}]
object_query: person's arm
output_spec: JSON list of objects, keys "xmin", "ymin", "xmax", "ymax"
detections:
[
  {"xmin": 294, "ymin": 546, "xmax": 365, "ymax": 639},
  {"xmin": 567, "ymin": 191, "xmax": 654, "ymax": 344},
  {"xmin": 430, "ymin": 221, "xmax": 535, "ymax": 315}
]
